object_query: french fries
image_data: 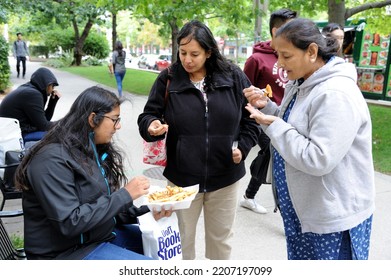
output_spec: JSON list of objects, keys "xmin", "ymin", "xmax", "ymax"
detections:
[
  {"xmin": 264, "ymin": 84, "xmax": 273, "ymax": 98},
  {"xmin": 148, "ymin": 186, "xmax": 196, "ymax": 202}
]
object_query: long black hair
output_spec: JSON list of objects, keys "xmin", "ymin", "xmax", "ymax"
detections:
[
  {"xmin": 16, "ymin": 86, "xmax": 126, "ymax": 192},
  {"xmin": 276, "ymin": 18, "xmax": 340, "ymax": 61},
  {"xmin": 115, "ymin": 40, "xmax": 124, "ymax": 57},
  {"xmin": 176, "ymin": 20, "xmax": 232, "ymax": 90}
]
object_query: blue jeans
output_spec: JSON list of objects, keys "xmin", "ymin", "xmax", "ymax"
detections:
[
  {"xmin": 114, "ymin": 71, "xmax": 126, "ymax": 97},
  {"xmin": 83, "ymin": 224, "xmax": 151, "ymax": 260},
  {"xmin": 23, "ymin": 131, "xmax": 46, "ymax": 149}
]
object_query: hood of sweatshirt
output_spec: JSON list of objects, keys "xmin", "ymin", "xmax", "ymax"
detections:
[
  {"xmin": 286, "ymin": 56, "xmax": 357, "ymax": 95},
  {"xmin": 29, "ymin": 67, "xmax": 59, "ymax": 95},
  {"xmin": 302, "ymin": 56, "xmax": 357, "ymax": 90},
  {"xmin": 252, "ymin": 41, "xmax": 275, "ymax": 55}
]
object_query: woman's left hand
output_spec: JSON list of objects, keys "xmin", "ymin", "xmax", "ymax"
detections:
[
  {"xmin": 232, "ymin": 148, "xmax": 242, "ymax": 164},
  {"xmin": 245, "ymin": 103, "xmax": 277, "ymax": 125},
  {"xmin": 152, "ymin": 207, "xmax": 173, "ymax": 221}
]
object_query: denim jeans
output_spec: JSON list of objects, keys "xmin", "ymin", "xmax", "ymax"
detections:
[
  {"xmin": 23, "ymin": 131, "xmax": 46, "ymax": 143},
  {"xmin": 83, "ymin": 224, "xmax": 151, "ymax": 260},
  {"xmin": 114, "ymin": 71, "xmax": 126, "ymax": 97}
]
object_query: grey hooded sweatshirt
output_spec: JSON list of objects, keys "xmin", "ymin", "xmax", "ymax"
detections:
[{"xmin": 260, "ymin": 56, "xmax": 375, "ymax": 234}]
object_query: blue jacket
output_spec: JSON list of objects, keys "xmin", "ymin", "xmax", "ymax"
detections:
[{"xmin": 138, "ymin": 63, "xmax": 259, "ymax": 192}]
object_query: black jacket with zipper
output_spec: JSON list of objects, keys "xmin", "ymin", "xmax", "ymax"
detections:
[
  {"xmin": 23, "ymin": 143, "xmax": 149, "ymax": 259},
  {"xmin": 138, "ymin": 63, "xmax": 259, "ymax": 192}
]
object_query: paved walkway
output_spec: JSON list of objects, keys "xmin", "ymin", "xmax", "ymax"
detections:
[{"xmin": 2, "ymin": 59, "xmax": 391, "ymax": 260}]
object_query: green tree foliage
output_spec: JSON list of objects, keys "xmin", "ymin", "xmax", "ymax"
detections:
[
  {"xmin": 44, "ymin": 28, "xmax": 109, "ymax": 59},
  {"xmin": 273, "ymin": 0, "xmax": 391, "ymax": 34},
  {"xmin": 0, "ymin": 35, "xmax": 10, "ymax": 91},
  {"xmin": 19, "ymin": 0, "xmax": 107, "ymax": 65},
  {"xmin": 109, "ymin": 0, "xmax": 257, "ymax": 63}
]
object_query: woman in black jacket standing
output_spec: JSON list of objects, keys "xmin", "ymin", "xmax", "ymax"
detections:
[{"xmin": 138, "ymin": 20, "xmax": 259, "ymax": 260}]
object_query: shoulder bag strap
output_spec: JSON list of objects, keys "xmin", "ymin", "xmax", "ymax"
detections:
[{"xmin": 164, "ymin": 67, "xmax": 171, "ymax": 106}]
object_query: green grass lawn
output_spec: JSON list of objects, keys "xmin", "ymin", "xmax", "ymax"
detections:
[
  {"xmin": 61, "ymin": 65, "xmax": 158, "ymax": 96},
  {"xmin": 61, "ymin": 65, "xmax": 391, "ymax": 175},
  {"xmin": 369, "ymin": 104, "xmax": 391, "ymax": 174}
]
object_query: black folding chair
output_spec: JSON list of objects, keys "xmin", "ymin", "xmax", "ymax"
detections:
[
  {"xmin": 0, "ymin": 209, "xmax": 25, "ymax": 260},
  {"xmin": 0, "ymin": 151, "xmax": 24, "ymax": 211}
]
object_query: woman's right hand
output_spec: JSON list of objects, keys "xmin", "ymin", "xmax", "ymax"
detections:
[
  {"xmin": 124, "ymin": 176, "xmax": 150, "ymax": 200},
  {"xmin": 243, "ymin": 86, "xmax": 268, "ymax": 109},
  {"xmin": 148, "ymin": 120, "xmax": 168, "ymax": 137}
]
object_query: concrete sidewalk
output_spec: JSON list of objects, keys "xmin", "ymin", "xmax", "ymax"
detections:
[{"xmin": 2, "ymin": 60, "xmax": 391, "ymax": 260}]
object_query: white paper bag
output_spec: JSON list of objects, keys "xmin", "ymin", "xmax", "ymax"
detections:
[
  {"xmin": 138, "ymin": 211, "xmax": 182, "ymax": 260},
  {"xmin": 0, "ymin": 117, "xmax": 24, "ymax": 177}
]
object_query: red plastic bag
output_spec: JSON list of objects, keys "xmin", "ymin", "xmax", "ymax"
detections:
[{"xmin": 142, "ymin": 137, "xmax": 167, "ymax": 166}]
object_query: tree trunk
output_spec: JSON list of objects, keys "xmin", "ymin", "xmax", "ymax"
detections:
[
  {"xmin": 328, "ymin": 0, "xmax": 346, "ymax": 27},
  {"xmin": 253, "ymin": 0, "xmax": 262, "ymax": 43},
  {"xmin": 112, "ymin": 12, "xmax": 117, "ymax": 51},
  {"xmin": 72, "ymin": 18, "xmax": 95, "ymax": 66},
  {"xmin": 169, "ymin": 18, "xmax": 179, "ymax": 64}
]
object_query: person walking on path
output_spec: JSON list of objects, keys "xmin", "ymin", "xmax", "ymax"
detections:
[
  {"xmin": 109, "ymin": 41, "xmax": 127, "ymax": 97},
  {"xmin": 240, "ymin": 8, "xmax": 297, "ymax": 214},
  {"xmin": 244, "ymin": 18, "xmax": 375, "ymax": 260},
  {"xmin": 12, "ymin": 32, "xmax": 30, "ymax": 79},
  {"xmin": 138, "ymin": 20, "xmax": 259, "ymax": 260}
]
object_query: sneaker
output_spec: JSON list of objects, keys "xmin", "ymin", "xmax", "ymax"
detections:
[{"xmin": 239, "ymin": 195, "xmax": 267, "ymax": 214}]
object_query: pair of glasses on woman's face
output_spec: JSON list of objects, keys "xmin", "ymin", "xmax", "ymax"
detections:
[{"xmin": 103, "ymin": 115, "xmax": 121, "ymax": 127}]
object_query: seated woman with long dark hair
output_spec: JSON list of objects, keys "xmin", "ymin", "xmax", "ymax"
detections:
[{"xmin": 15, "ymin": 86, "xmax": 171, "ymax": 260}]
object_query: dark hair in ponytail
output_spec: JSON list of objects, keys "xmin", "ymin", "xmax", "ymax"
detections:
[{"xmin": 276, "ymin": 18, "xmax": 340, "ymax": 61}]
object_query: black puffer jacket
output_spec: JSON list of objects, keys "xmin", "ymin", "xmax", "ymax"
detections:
[
  {"xmin": 0, "ymin": 67, "xmax": 59, "ymax": 135},
  {"xmin": 138, "ymin": 63, "xmax": 259, "ymax": 192}
]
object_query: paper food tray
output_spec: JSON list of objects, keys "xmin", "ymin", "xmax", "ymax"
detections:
[{"xmin": 143, "ymin": 184, "xmax": 199, "ymax": 211}]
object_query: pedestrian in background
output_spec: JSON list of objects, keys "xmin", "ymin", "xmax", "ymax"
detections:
[
  {"xmin": 322, "ymin": 23, "xmax": 345, "ymax": 57},
  {"xmin": 109, "ymin": 40, "xmax": 127, "ymax": 97},
  {"xmin": 240, "ymin": 8, "xmax": 297, "ymax": 214},
  {"xmin": 244, "ymin": 18, "xmax": 375, "ymax": 260},
  {"xmin": 138, "ymin": 20, "xmax": 259, "ymax": 260},
  {"xmin": 12, "ymin": 32, "xmax": 30, "ymax": 78}
]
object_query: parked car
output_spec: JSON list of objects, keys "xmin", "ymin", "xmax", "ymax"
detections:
[
  {"xmin": 154, "ymin": 54, "xmax": 172, "ymax": 71},
  {"xmin": 137, "ymin": 54, "xmax": 159, "ymax": 69}
]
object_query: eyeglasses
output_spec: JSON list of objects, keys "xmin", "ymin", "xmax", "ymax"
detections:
[{"xmin": 103, "ymin": 115, "xmax": 121, "ymax": 127}]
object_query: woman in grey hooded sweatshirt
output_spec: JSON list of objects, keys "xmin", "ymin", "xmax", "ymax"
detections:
[{"xmin": 244, "ymin": 18, "xmax": 375, "ymax": 260}]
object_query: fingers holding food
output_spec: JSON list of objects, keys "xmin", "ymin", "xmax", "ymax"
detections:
[{"xmin": 264, "ymin": 84, "xmax": 273, "ymax": 98}]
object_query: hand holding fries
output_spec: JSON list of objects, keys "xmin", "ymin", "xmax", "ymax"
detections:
[{"xmin": 244, "ymin": 85, "xmax": 270, "ymax": 109}]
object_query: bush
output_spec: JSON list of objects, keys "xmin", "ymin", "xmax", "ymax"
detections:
[
  {"xmin": 83, "ymin": 32, "xmax": 110, "ymax": 59},
  {"xmin": 44, "ymin": 50, "xmax": 74, "ymax": 68},
  {"xmin": 29, "ymin": 45, "xmax": 50, "ymax": 58},
  {"xmin": 44, "ymin": 28, "xmax": 109, "ymax": 59},
  {"xmin": 0, "ymin": 35, "xmax": 11, "ymax": 92},
  {"xmin": 83, "ymin": 56, "xmax": 103, "ymax": 66}
]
